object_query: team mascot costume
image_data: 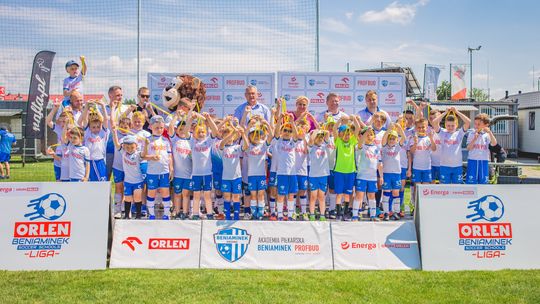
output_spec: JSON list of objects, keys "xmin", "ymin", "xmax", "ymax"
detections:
[{"xmin": 162, "ymin": 74, "xmax": 206, "ymax": 112}]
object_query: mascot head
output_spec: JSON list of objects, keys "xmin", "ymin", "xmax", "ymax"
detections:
[{"xmin": 162, "ymin": 74, "xmax": 206, "ymax": 112}]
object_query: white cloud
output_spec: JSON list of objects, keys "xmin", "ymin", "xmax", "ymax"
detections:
[
  {"xmin": 473, "ymin": 73, "xmax": 493, "ymax": 81},
  {"xmin": 321, "ymin": 18, "xmax": 351, "ymax": 34},
  {"xmin": 359, "ymin": 0, "xmax": 429, "ymax": 25},
  {"xmin": 345, "ymin": 12, "xmax": 354, "ymax": 20}
]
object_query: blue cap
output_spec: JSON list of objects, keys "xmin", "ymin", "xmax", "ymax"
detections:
[
  {"xmin": 121, "ymin": 135, "xmax": 137, "ymax": 144},
  {"xmin": 65, "ymin": 60, "xmax": 79, "ymax": 69},
  {"xmin": 150, "ymin": 115, "xmax": 165, "ymax": 125},
  {"xmin": 338, "ymin": 125, "xmax": 348, "ymax": 133}
]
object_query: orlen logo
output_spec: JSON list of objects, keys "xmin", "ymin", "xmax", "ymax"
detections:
[
  {"xmin": 335, "ymin": 77, "xmax": 350, "ymax": 88},
  {"xmin": 341, "ymin": 242, "xmax": 350, "ymax": 250},
  {"xmin": 148, "ymin": 238, "xmax": 190, "ymax": 250},
  {"xmin": 204, "ymin": 77, "xmax": 219, "ymax": 89},
  {"xmin": 122, "ymin": 236, "xmax": 142, "ymax": 251},
  {"xmin": 310, "ymin": 92, "xmax": 326, "ymax": 104}
]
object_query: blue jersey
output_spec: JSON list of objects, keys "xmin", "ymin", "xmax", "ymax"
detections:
[{"xmin": 0, "ymin": 130, "xmax": 16, "ymax": 154}]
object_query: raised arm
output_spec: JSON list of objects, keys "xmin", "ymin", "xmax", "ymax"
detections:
[
  {"xmin": 46, "ymin": 100, "xmax": 61, "ymax": 129},
  {"xmin": 240, "ymin": 127, "xmax": 249, "ymax": 151},
  {"xmin": 395, "ymin": 122, "xmax": 406, "ymax": 145},
  {"xmin": 431, "ymin": 109, "xmax": 447, "ymax": 133},
  {"xmin": 203, "ymin": 112, "xmax": 219, "ymax": 136},
  {"xmin": 453, "ymin": 107, "xmax": 471, "ymax": 131},
  {"xmin": 110, "ymin": 124, "xmax": 121, "ymax": 149}
]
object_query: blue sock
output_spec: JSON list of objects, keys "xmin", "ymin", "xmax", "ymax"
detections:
[
  {"xmin": 244, "ymin": 206, "xmax": 250, "ymax": 214},
  {"xmin": 224, "ymin": 201, "xmax": 231, "ymax": 220},
  {"xmin": 234, "ymin": 202, "xmax": 241, "ymax": 220}
]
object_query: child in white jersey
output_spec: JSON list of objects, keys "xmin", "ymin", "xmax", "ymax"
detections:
[
  {"xmin": 381, "ymin": 123, "xmax": 406, "ymax": 221},
  {"xmin": 63, "ymin": 127, "xmax": 90, "ymax": 182},
  {"xmin": 80, "ymin": 99, "xmax": 109, "ymax": 182},
  {"xmin": 410, "ymin": 118, "xmax": 437, "ymax": 184},
  {"xmin": 466, "ymin": 113, "xmax": 497, "ymax": 184},
  {"xmin": 110, "ymin": 113, "xmax": 131, "ymax": 218},
  {"xmin": 307, "ymin": 129, "xmax": 330, "ymax": 221},
  {"xmin": 142, "ymin": 116, "xmax": 173, "ymax": 220},
  {"xmin": 431, "ymin": 107, "xmax": 471, "ymax": 184},
  {"xmin": 294, "ymin": 119, "xmax": 310, "ymax": 221},
  {"xmin": 353, "ymin": 127, "xmax": 383, "ymax": 221}
]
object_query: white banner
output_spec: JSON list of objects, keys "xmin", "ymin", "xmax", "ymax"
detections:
[
  {"xmin": 417, "ymin": 184, "xmax": 540, "ymax": 271},
  {"xmin": 332, "ymin": 222, "xmax": 420, "ymax": 270},
  {"xmin": 148, "ymin": 73, "xmax": 275, "ymax": 113},
  {"xmin": 200, "ymin": 221, "xmax": 333, "ymax": 270},
  {"xmin": 0, "ymin": 182, "xmax": 109, "ymax": 270},
  {"xmin": 278, "ymin": 72, "xmax": 406, "ymax": 119},
  {"xmin": 110, "ymin": 220, "xmax": 201, "ymax": 269}
]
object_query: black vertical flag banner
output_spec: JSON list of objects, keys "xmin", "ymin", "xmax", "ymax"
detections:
[{"xmin": 25, "ymin": 50, "xmax": 56, "ymax": 139}]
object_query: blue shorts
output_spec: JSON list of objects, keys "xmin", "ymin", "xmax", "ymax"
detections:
[
  {"xmin": 431, "ymin": 166, "xmax": 441, "ymax": 182},
  {"xmin": 248, "ymin": 175, "xmax": 267, "ymax": 191},
  {"xmin": 222, "ymin": 178, "xmax": 242, "ymax": 194},
  {"xmin": 297, "ymin": 175, "xmax": 308, "ymax": 191},
  {"xmin": 277, "ymin": 174, "xmax": 298, "ymax": 196},
  {"xmin": 146, "ymin": 173, "xmax": 170, "ymax": 190},
  {"xmin": 0, "ymin": 152, "xmax": 11, "ymax": 162},
  {"xmin": 309, "ymin": 176, "xmax": 328, "ymax": 192},
  {"xmin": 333, "ymin": 172, "xmax": 355, "ymax": 195},
  {"xmin": 440, "ymin": 166, "xmax": 463, "ymax": 184},
  {"xmin": 173, "ymin": 177, "xmax": 193, "ymax": 194},
  {"xmin": 140, "ymin": 162, "xmax": 148, "ymax": 180},
  {"xmin": 327, "ymin": 170, "xmax": 335, "ymax": 190},
  {"xmin": 466, "ymin": 159, "xmax": 489, "ymax": 184},
  {"xmin": 113, "ymin": 168, "xmax": 125, "ymax": 183},
  {"xmin": 89, "ymin": 159, "xmax": 107, "ymax": 182},
  {"xmin": 269, "ymin": 172, "xmax": 277, "ymax": 187},
  {"xmin": 54, "ymin": 165, "xmax": 61, "ymax": 181},
  {"xmin": 124, "ymin": 181, "xmax": 143, "ymax": 196},
  {"xmin": 355, "ymin": 179, "xmax": 378, "ymax": 193},
  {"xmin": 400, "ymin": 168, "xmax": 408, "ymax": 180},
  {"xmin": 70, "ymin": 178, "xmax": 82, "ymax": 182},
  {"xmin": 382, "ymin": 173, "xmax": 401, "ymax": 190},
  {"xmin": 213, "ymin": 172, "xmax": 223, "ymax": 191},
  {"xmin": 412, "ymin": 169, "xmax": 432, "ymax": 183},
  {"xmin": 193, "ymin": 175, "xmax": 212, "ymax": 191}
]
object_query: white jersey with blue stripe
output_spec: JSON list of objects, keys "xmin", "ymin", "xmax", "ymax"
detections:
[
  {"xmin": 294, "ymin": 136, "xmax": 308, "ymax": 176},
  {"xmin": 382, "ymin": 144, "xmax": 402, "ymax": 174},
  {"xmin": 219, "ymin": 144, "xmax": 243, "ymax": 180},
  {"xmin": 273, "ymin": 137, "xmax": 297, "ymax": 175},
  {"xmin": 247, "ymin": 142, "xmax": 268, "ymax": 176},
  {"xmin": 84, "ymin": 127, "xmax": 109, "ymax": 160},
  {"xmin": 439, "ymin": 128, "xmax": 466, "ymax": 167},
  {"xmin": 356, "ymin": 144, "xmax": 381, "ymax": 181},
  {"xmin": 191, "ymin": 136, "xmax": 214, "ymax": 176},
  {"xmin": 122, "ymin": 150, "xmax": 144, "ymax": 184},
  {"xmin": 412, "ymin": 136, "xmax": 433, "ymax": 170},
  {"xmin": 308, "ymin": 143, "xmax": 330, "ymax": 178},
  {"xmin": 171, "ymin": 135, "xmax": 192, "ymax": 179},
  {"xmin": 146, "ymin": 135, "xmax": 171, "ymax": 175},
  {"xmin": 68, "ymin": 144, "xmax": 90, "ymax": 179}
]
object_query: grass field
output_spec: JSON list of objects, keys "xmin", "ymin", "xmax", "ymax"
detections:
[{"xmin": 3, "ymin": 160, "xmax": 540, "ymax": 303}]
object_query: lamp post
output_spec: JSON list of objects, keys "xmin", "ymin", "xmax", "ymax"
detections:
[{"xmin": 468, "ymin": 45, "xmax": 481, "ymax": 99}]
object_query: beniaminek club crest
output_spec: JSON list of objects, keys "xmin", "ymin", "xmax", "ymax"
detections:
[{"xmin": 214, "ymin": 227, "xmax": 251, "ymax": 263}]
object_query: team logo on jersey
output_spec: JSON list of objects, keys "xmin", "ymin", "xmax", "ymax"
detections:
[{"xmin": 214, "ymin": 227, "xmax": 251, "ymax": 263}]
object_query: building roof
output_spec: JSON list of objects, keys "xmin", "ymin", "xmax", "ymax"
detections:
[
  {"xmin": 0, "ymin": 109, "xmax": 22, "ymax": 117},
  {"xmin": 499, "ymin": 91, "xmax": 540, "ymax": 109}
]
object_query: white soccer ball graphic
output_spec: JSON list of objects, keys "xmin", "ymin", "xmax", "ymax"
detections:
[
  {"xmin": 477, "ymin": 195, "xmax": 504, "ymax": 222},
  {"xmin": 39, "ymin": 193, "xmax": 67, "ymax": 220}
]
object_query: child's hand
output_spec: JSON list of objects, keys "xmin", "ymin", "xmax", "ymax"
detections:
[
  {"xmin": 53, "ymin": 98, "xmax": 61, "ymax": 108},
  {"xmin": 152, "ymin": 155, "xmax": 161, "ymax": 161},
  {"xmin": 407, "ymin": 169, "xmax": 412, "ymax": 178},
  {"xmin": 81, "ymin": 177, "xmax": 88, "ymax": 182}
]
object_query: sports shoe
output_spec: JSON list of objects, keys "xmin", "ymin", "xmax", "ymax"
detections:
[
  {"xmin": 369, "ymin": 217, "xmax": 380, "ymax": 222},
  {"xmin": 243, "ymin": 213, "xmax": 252, "ymax": 220},
  {"xmin": 192, "ymin": 215, "xmax": 200, "ymax": 220},
  {"xmin": 278, "ymin": 217, "xmax": 283, "ymax": 221},
  {"xmin": 302, "ymin": 213, "xmax": 309, "ymax": 221},
  {"xmin": 148, "ymin": 215, "xmax": 156, "ymax": 220},
  {"xmin": 399, "ymin": 211, "xmax": 405, "ymax": 218},
  {"xmin": 391, "ymin": 213, "xmax": 400, "ymax": 221},
  {"xmin": 216, "ymin": 213, "xmax": 225, "ymax": 220},
  {"xmin": 351, "ymin": 216, "xmax": 359, "ymax": 222},
  {"xmin": 269, "ymin": 214, "xmax": 277, "ymax": 221},
  {"xmin": 207, "ymin": 214, "xmax": 214, "ymax": 220},
  {"xmin": 309, "ymin": 214, "xmax": 316, "ymax": 221},
  {"xmin": 290, "ymin": 213, "xmax": 298, "ymax": 221},
  {"xmin": 319, "ymin": 216, "xmax": 327, "ymax": 221},
  {"xmin": 114, "ymin": 212, "xmax": 122, "ymax": 219},
  {"xmin": 329, "ymin": 210, "xmax": 337, "ymax": 219},
  {"xmin": 162, "ymin": 215, "xmax": 169, "ymax": 220},
  {"xmin": 383, "ymin": 213, "xmax": 390, "ymax": 221}
]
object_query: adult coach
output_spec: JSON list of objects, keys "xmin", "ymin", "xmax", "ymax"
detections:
[
  {"xmin": 105, "ymin": 86, "xmax": 124, "ymax": 180},
  {"xmin": 357, "ymin": 90, "xmax": 391, "ymax": 128},
  {"xmin": 234, "ymin": 85, "xmax": 271, "ymax": 126},
  {"xmin": 316, "ymin": 92, "xmax": 348, "ymax": 123}
]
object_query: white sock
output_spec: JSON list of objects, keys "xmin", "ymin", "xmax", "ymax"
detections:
[
  {"xmin": 277, "ymin": 202, "xmax": 284, "ymax": 217},
  {"xmin": 329, "ymin": 193, "xmax": 337, "ymax": 211},
  {"xmin": 114, "ymin": 193, "xmax": 122, "ymax": 213},
  {"xmin": 162, "ymin": 198, "xmax": 171, "ymax": 216},
  {"xmin": 257, "ymin": 200, "xmax": 265, "ymax": 209},
  {"xmin": 352, "ymin": 200, "xmax": 360, "ymax": 217},
  {"xmin": 269, "ymin": 198, "xmax": 276, "ymax": 214},
  {"xmin": 393, "ymin": 196, "xmax": 401, "ymax": 214},
  {"xmin": 217, "ymin": 197, "xmax": 224, "ymax": 213},
  {"xmin": 147, "ymin": 199, "xmax": 155, "ymax": 216},
  {"xmin": 287, "ymin": 200, "xmax": 296, "ymax": 215},
  {"xmin": 382, "ymin": 192, "xmax": 390, "ymax": 213},
  {"xmin": 369, "ymin": 199, "xmax": 376, "ymax": 218},
  {"xmin": 250, "ymin": 200, "xmax": 257, "ymax": 207},
  {"xmin": 300, "ymin": 196, "xmax": 307, "ymax": 214}
]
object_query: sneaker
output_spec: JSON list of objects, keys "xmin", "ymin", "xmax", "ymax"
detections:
[
  {"xmin": 290, "ymin": 213, "xmax": 298, "ymax": 221},
  {"xmin": 148, "ymin": 215, "xmax": 156, "ymax": 220},
  {"xmin": 207, "ymin": 214, "xmax": 214, "ymax": 220},
  {"xmin": 391, "ymin": 213, "xmax": 400, "ymax": 221},
  {"xmin": 399, "ymin": 211, "xmax": 405, "ymax": 218},
  {"xmin": 302, "ymin": 213, "xmax": 309, "ymax": 221},
  {"xmin": 162, "ymin": 215, "xmax": 170, "ymax": 220},
  {"xmin": 0, "ymin": 176, "xmax": 4, "ymax": 179},
  {"xmin": 336, "ymin": 214, "xmax": 343, "ymax": 221},
  {"xmin": 269, "ymin": 214, "xmax": 278, "ymax": 221},
  {"xmin": 243, "ymin": 213, "xmax": 252, "ymax": 220},
  {"xmin": 329, "ymin": 210, "xmax": 337, "ymax": 219},
  {"xmin": 369, "ymin": 217, "xmax": 380, "ymax": 222},
  {"xmin": 351, "ymin": 216, "xmax": 359, "ymax": 222},
  {"xmin": 278, "ymin": 217, "xmax": 283, "ymax": 221},
  {"xmin": 309, "ymin": 214, "xmax": 316, "ymax": 221},
  {"xmin": 192, "ymin": 215, "xmax": 200, "ymax": 220},
  {"xmin": 319, "ymin": 215, "xmax": 327, "ymax": 221},
  {"xmin": 383, "ymin": 213, "xmax": 390, "ymax": 221},
  {"xmin": 114, "ymin": 212, "xmax": 122, "ymax": 219},
  {"xmin": 216, "ymin": 213, "xmax": 225, "ymax": 220}
]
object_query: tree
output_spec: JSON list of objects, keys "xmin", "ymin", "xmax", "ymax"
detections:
[
  {"xmin": 470, "ymin": 88, "xmax": 489, "ymax": 102},
  {"xmin": 437, "ymin": 80, "xmax": 451, "ymax": 100},
  {"xmin": 123, "ymin": 98, "xmax": 136, "ymax": 105}
]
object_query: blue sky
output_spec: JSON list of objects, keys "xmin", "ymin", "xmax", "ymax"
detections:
[{"xmin": 0, "ymin": 0, "xmax": 539, "ymax": 100}]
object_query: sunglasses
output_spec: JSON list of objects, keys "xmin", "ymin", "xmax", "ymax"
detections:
[
  {"xmin": 140, "ymin": 94, "xmax": 150, "ymax": 98},
  {"xmin": 282, "ymin": 129, "xmax": 293, "ymax": 133}
]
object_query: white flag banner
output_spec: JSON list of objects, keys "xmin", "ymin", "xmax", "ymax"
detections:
[
  {"xmin": 110, "ymin": 220, "xmax": 201, "ymax": 269},
  {"xmin": 0, "ymin": 182, "xmax": 109, "ymax": 270},
  {"xmin": 200, "ymin": 221, "xmax": 333, "ymax": 270},
  {"xmin": 331, "ymin": 222, "xmax": 421, "ymax": 270}
]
